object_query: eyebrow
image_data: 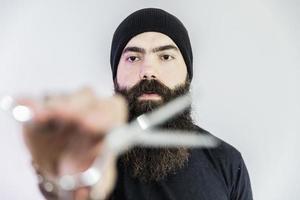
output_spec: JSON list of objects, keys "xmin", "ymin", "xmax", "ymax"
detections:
[
  {"xmin": 152, "ymin": 45, "xmax": 178, "ymax": 53},
  {"xmin": 122, "ymin": 44, "xmax": 178, "ymax": 55},
  {"xmin": 122, "ymin": 46, "xmax": 145, "ymax": 54}
]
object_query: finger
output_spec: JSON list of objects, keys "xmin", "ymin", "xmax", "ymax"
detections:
[
  {"xmin": 80, "ymin": 95, "xmax": 128, "ymax": 135},
  {"xmin": 41, "ymin": 88, "xmax": 97, "ymax": 123},
  {"xmin": 68, "ymin": 87, "xmax": 97, "ymax": 110}
]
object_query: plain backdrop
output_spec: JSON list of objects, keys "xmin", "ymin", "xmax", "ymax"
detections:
[{"xmin": 0, "ymin": 0, "xmax": 299, "ymax": 199}]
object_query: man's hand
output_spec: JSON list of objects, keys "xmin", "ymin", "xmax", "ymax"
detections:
[{"xmin": 20, "ymin": 88, "xmax": 127, "ymax": 199}]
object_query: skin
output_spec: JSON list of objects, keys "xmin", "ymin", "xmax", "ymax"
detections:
[{"xmin": 116, "ymin": 32, "xmax": 188, "ymax": 100}]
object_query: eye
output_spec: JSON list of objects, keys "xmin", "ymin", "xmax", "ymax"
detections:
[
  {"xmin": 160, "ymin": 54, "xmax": 174, "ymax": 61},
  {"xmin": 126, "ymin": 56, "xmax": 140, "ymax": 63}
]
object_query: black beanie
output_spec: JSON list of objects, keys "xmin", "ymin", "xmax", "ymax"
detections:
[{"xmin": 110, "ymin": 8, "xmax": 193, "ymax": 81}]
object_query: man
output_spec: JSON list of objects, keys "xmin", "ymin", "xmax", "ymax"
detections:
[
  {"xmin": 109, "ymin": 8, "xmax": 253, "ymax": 200},
  {"xmin": 23, "ymin": 8, "xmax": 252, "ymax": 200}
]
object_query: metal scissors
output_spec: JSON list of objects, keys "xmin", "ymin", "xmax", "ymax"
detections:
[{"xmin": 0, "ymin": 93, "xmax": 219, "ymax": 199}]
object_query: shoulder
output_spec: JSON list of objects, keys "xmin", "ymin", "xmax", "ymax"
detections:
[
  {"xmin": 191, "ymin": 125, "xmax": 253, "ymax": 199},
  {"xmin": 190, "ymin": 125, "xmax": 244, "ymax": 182},
  {"xmin": 192, "ymin": 124, "xmax": 243, "ymax": 165}
]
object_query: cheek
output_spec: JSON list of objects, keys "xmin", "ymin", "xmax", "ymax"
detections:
[
  {"xmin": 159, "ymin": 63, "xmax": 187, "ymax": 88},
  {"xmin": 116, "ymin": 63, "xmax": 140, "ymax": 89}
]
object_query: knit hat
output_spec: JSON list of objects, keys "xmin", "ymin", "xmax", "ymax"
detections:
[{"xmin": 110, "ymin": 8, "xmax": 193, "ymax": 81}]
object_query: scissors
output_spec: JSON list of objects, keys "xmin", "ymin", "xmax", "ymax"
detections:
[{"xmin": 0, "ymin": 93, "xmax": 219, "ymax": 199}]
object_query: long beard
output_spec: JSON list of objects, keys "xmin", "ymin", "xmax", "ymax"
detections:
[{"xmin": 115, "ymin": 78, "xmax": 194, "ymax": 182}]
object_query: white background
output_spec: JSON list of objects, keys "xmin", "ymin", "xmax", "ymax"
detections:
[{"xmin": 0, "ymin": 0, "xmax": 299, "ymax": 199}]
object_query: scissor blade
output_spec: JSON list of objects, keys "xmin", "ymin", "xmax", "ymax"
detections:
[
  {"xmin": 132, "ymin": 129, "xmax": 219, "ymax": 148},
  {"xmin": 136, "ymin": 93, "xmax": 191, "ymax": 130}
]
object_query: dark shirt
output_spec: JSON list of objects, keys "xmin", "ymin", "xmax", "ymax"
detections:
[{"xmin": 110, "ymin": 126, "xmax": 253, "ymax": 200}]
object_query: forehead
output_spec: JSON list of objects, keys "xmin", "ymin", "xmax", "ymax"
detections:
[{"xmin": 124, "ymin": 32, "xmax": 178, "ymax": 49}]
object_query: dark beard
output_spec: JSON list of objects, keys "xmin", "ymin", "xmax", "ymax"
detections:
[{"xmin": 114, "ymin": 78, "xmax": 194, "ymax": 182}]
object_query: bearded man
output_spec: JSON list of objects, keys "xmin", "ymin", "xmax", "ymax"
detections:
[
  {"xmin": 108, "ymin": 8, "xmax": 252, "ymax": 200},
  {"xmin": 22, "ymin": 8, "xmax": 253, "ymax": 200}
]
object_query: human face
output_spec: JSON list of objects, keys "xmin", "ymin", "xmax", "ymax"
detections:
[{"xmin": 116, "ymin": 32, "xmax": 188, "ymax": 101}]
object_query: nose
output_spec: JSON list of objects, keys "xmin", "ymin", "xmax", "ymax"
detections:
[
  {"xmin": 139, "ymin": 59, "xmax": 158, "ymax": 80},
  {"xmin": 142, "ymin": 73, "xmax": 156, "ymax": 80}
]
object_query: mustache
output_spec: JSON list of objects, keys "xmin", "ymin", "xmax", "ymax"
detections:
[
  {"xmin": 116, "ymin": 79, "xmax": 172, "ymax": 101},
  {"xmin": 130, "ymin": 79, "xmax": 171, "ymax": 99}
]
